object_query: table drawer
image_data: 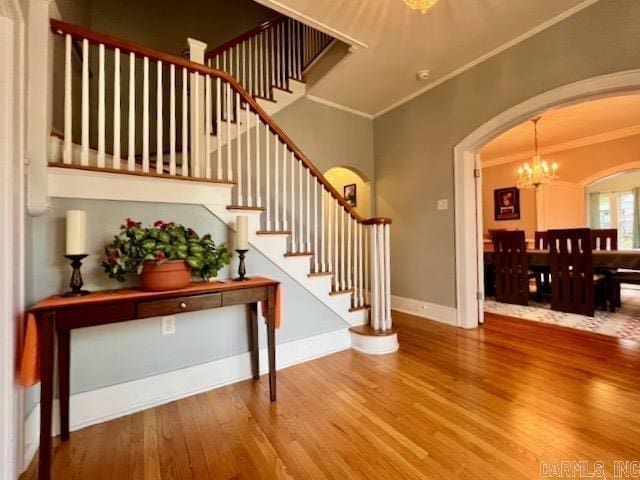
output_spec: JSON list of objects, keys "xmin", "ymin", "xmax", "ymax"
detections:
[{"xmin": 137, "ymin": 293, "xmax": 222, "ymax": 318}]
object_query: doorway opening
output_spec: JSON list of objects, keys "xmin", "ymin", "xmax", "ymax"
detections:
[{"xmin": 324, "ymin": 166, "xmax": 372, "ymax": 218}]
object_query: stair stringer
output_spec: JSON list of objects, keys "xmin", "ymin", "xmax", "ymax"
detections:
[{"xmin": 204, "ymin": 204, "xmax": 368, "ymax": 327}]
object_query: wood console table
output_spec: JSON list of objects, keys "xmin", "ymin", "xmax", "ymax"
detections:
[{"xmin": 28, "ymin": 277, "xmax": 280, "ymax": 480}]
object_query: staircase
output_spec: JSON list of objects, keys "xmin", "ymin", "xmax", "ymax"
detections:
[{"xmin": 46, "ymin": 17, "xmax": 397, "ymax": 353}]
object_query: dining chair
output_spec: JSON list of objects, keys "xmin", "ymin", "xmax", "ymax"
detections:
[
  {"xmin": 591, "ymin": 228, "xmax": 620, "ymax": 308},
  {"xmin": 548, "ymin": 228, "xmax": 607, "ymax": 317},
  {"xmin": 532, "ymin": 231, "xmax": 551, "ymax": 299},
  {"xmin": 492, "ymin": 230, "xmax": 533, "ymax": 305}
]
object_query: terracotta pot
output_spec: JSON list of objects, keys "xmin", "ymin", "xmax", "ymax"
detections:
[{"xmin": 140, "ymin": 260, "xmax": 192, "ymax": 291}]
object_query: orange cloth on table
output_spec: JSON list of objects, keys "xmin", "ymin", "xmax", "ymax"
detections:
[
  {"xmin": 19, "ymin": 313, "xmax": 40, "ymax": 387},
  {"xmin": 261, "ymin": 282, "xmax": 282, "ymax": 329}
]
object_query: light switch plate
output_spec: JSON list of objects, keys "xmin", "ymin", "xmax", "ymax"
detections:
[
  {"xmin": 437, "ymin": 199, "xmax": 448, "ymax": 210},
  {"xmin": 161, "ymin": 316, "xmax": 176, "ymax": 335}
]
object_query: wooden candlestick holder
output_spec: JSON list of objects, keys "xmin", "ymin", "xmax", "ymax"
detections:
[{"xmin": 234, "ymin": 249, "xmax": 250, "ymax": 281}]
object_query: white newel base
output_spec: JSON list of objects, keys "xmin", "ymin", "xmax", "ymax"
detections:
[{"xmin": 349, "ymin": 328, "xmax": 399, "ymax": 355}]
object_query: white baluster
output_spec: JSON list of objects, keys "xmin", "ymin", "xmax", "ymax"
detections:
[
  {"xmin": 353, "ymin": 218, "xmax": 359, "ymax": 307},
  {"xmin": 347, "ymin": 213, "xmax": 352, "ymax": 290},
  {"xmin": 358, "ymin": 222, "xmax": 364, "ymax": 307},
  {"xmin": 80, "ymin": 38, "xmax": 89, "ymax": 166},
  {"xmin": 182, "ymin": 68, "xmax": 189, "ymax": 177},
  {"xmin": 274, "ymin": 137, "xmax": 280, "ymax": 230},
  {"xmin": 333, "ymin": 200, "xmax": 339, "ymax": 289},
  {"xmin": 63, "ymin": 34, "xmax": 72, "ymax": 164},
  {"xmin": 340, "ymin": 207, "xmax": 345, "ymax": 290},
  {"xmin": 364, "ymin": 225, "xmax": 370, "ymax": 305},
  {"xmin": 156, "ymin": 60, "xmax": 163, "ymax": 174},
  {"xmin": 265, "ymin": 125, "xmax": 271, "ymax": 228},
  {"xmin": 248, "ymin": 37, "xmax": 253, "ymax": 96},
  {"xmin": 282, "ymin": 146, "xmax": 288, "ymax": 231},
  {"xmin": 142, "ymin": 56, "xmax": 149, "ymax": 172},
  {"xmin": 255, "ymin": 114, "xmax": 261, "ymax": 207},
  {"xmin": 169, "ymin": 64, "xmax": 176, "ymax": 175},
  {"xmin": 128, "ymin": 53, "xmax": 135, "ymax": 171},
  {"xmin": 246, "ymin": 102, "xmax": 252, "ymax": 206},
  {"xmin": 371, "ymin": 225, "xmax": 379, "ymax": 329},
  {"xmin": 384, "ymin": 224, "xmax": 392, "ymax": 329},
  {"xmin": 205, "ymin": 75, "xmax": 212, "ymax": 179},
  {"xmin": 235, "ymin": 44, "xmax": 239, "ymax": 84},
  {"xmin": 235, "ymin": 92, "xmax": 242, "ymax": 204},
  {"xmin": 314, "ymin": 179, "xmax": 319, "ymax": 272},
  {"xmin": 321, "ymin": 188, "xmax": 326, "ymax": 272},
  {"xmin": 306, "ymin": 169, "xmax": 311, "ymax": 253},
  {"xmin": 271, "ymin": 26, "xmax": 277, "ymax": 88},
  {"xmin": 242, "ymin": 41, "xmax": 246, "ymax": 89},
  {"xmin": 258, "ymin": 33, "xmax": 264, "ymax": 97},
  {"xmin": 192, "ymin": 72, "xmax": 200, "ymax": 178},
  {"xmin": 290, "ymin": 151, "xmax": 296, "ymax": 251},
  {"xmin": 215, "ymin": 77, "xmax": 222, "ymax": 179},
  {"xmin": 98, "ymin": 44, "xmax": 105, "ymax": 168},
  {"xmin": 226, "ymin": 82, "xmax": 232, "ymax": 180},
  {"xmin": 113, "ymin": 48, "xmax": 121, "ymax": 169},
  {"xmin": 378, "ymin": 224, "xmax": 386, "ymax": 330},
  {"xmin": 298, "ymin": 160, "xmax": 303, "ymax": 251}
]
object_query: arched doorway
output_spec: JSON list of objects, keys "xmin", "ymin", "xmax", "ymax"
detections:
[
  {"xmin": 324, "ymin": 166, "xmax": 372, "ymax": 218},
  {"xmin": 453, "ymin": 70, "xmax": 640, "ymax": 329}
]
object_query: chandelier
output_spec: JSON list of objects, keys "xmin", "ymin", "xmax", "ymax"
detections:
[
  {"xmin": 516, "ymin": 117, "xmax": 558, "ymax": 189},
  {"xmin": 403, "ymin": 0, "xmax": 439, "ymax": 14}
]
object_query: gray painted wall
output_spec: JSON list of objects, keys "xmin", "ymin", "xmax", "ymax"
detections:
[
  {"xmin": 274, "ymin": 97, "xmax": 375, "ymax": 182},
  {"xmin": 23, "ymin": 198, "xmax": 346, "ymax": 414},
  {"xmin": 373, "ymin": 0, "xmax": 640, "ymax": 307}
]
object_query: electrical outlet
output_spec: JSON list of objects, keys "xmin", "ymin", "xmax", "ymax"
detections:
[
  {"xmin": 161, "ymin": 316, "xmax": 176, "ymax": 335},
  {"xmin": 437, "ymin": 199, "xmax": 448, "ymax": 211}
]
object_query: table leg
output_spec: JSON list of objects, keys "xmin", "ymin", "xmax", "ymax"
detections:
[
  {"xmin": 38, "ymin": 312, "xmax": 55, "ymax": 480},
  {"xmin": 266, "ymin": 286, "xmax": 276, "ymax": 401},
  {"xmin": 57, "ymin": 328, "xmax": 71, "ymax": 441},
  {"xmin": 247, "ymin": 303, "xmax": 259, "ymax": 380}
]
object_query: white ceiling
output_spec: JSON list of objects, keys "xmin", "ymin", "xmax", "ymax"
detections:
[
  {"xmin": 481, "ymin": 94, "xmax": 640, "ymax": 162},
  {"xmin": 256, "ymin": 0, "xmax": 594, "ymax": 116}
]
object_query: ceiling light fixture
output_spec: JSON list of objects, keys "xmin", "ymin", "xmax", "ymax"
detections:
[
  {"xmin": 403, "ymin": 0, "xmax": 439, "ymax": 14},
  {"xmin": 516, "ymin": 117, "xmax": 558, "ymax": 189}
]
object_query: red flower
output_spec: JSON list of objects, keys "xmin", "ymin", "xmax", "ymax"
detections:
[
  {"xmin": 126, "ymin": 218, "xmax": 137, "ymax": 229},
  {"xmin": 155, "ymin": 252, "xmax": 166, "ymax": 260}
]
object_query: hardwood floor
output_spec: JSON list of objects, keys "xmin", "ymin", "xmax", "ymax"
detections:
[{"xmin": 22, "ymin": 311, "xmax": 640, "ymax": 479}]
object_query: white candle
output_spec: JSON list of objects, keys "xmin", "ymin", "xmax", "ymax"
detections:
[
  {"xmin": 66, "ymin": 210, "xmax": 87, "ymax": 255},
  {"xmin": 236, "ymin": 215, "xmax": 249, "ymax": 250}
]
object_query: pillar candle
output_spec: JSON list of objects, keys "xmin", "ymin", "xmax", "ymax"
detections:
[
  {"xmin": 236, "ymin": 215, "xmax": 249, "ymax": 250},
  {"xmin": 66, "ymin": 210, "xmax": 87, "ymax": 255}
]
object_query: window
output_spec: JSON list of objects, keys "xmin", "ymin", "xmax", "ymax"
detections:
[
  {"xmin": 591, "ymin": 191, "xmax": 636, "ymax": 249},
  {"xmin": 599, "ymin": 195, "xmax": 611, "ymax": 228},
  {"xmin": 619, "ymin": 192, "xmax": 634, "ymax": 249}
]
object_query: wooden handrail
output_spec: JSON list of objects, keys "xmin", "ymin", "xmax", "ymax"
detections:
[
  {"xmin": 204, "ymin": 15, "xmax": 286, "ymax": 59},
  {"xmin": 49, "ymin": 19, "xmax": 390, "ymax": 226}
]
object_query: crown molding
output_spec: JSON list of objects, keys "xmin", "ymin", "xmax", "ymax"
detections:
[
  {"xmin": 253, "ymin": 0, "xmax": 367, "ymax": 50},
  {"xmin": 373, "ymin": 0, "xmax": 600, "ymax": 118},
  {"xmin": 482, "ymin": 124, "xmax": 640, "ymax": 168},
  {"xmin": 306, "ymin": 94, "xmax": 373, "ymax": 120}
]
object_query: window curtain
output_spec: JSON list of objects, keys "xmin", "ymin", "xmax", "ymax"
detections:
[
  {"xmin": 589, "ymin": 192, "xmax": 601, "ymax": 229},
  {"xmin": 633, "ymin": 188, "xmax": 640, "ymax": 248}
]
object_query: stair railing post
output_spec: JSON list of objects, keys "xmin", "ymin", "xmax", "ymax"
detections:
[{"xmin": 187, "ymin": 38, "xmax": 207, "ymax": 178}]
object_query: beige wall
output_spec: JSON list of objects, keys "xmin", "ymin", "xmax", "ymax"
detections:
[
  {"xmin": 482, "ymin": 133, "xmax": 640, "ymax": 237},
  {"xmin": 373, "ymin": 0, "xmax": 640, "ymax": 308},
  {"xmin": 324, "ymin": 167, "xmax": 372, "ymax": 218},
  {"xmin": 274, "ymin": 96, "xmax": 375, "ymax": 187}
]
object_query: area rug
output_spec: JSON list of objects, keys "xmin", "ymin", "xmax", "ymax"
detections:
[{"xmin": 484, "ymin": 289, "xmax": 640, "ymax": 342}]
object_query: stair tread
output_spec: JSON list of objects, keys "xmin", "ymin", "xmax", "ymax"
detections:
[
  {"xmin": 349, "ymin": 304, "xmax": 370, "ymax": 312},
  {"xmin": 284, "ymin": 251, "xmax": 314, "ymax": 257},
  {"xmin": 226, "ymin": 205, "xmax": 265, "ymax": 211},
  {"xmin": 308, "ymin": 271, "xmax": 333, "ymax": 277},
  {"xmin": 254, "ymin": 94, "xmax": 277, "ymax": 103},
  {"xmin": 257, "ymin": 230, "xmax": 292, "ymax": 235},
  {"xmin": 329, "ymin": 288, "xmax": 354, "ymax": 296},
  {"xmin": 349, "ymin": 325, "xmax": 398, "ymax": 336}
]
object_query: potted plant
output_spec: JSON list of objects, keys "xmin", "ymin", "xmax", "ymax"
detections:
[{"xmin": 103, "ymin": 218, "xmax": 231, "ymax": 291}]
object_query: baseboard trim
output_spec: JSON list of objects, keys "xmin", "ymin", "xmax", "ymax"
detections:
[
  {"xmin": 23, "ymin": 328, "xmax": 351, "ymax": 470},
  {"xmin": 391, "ymin": 295, "xmax": 458, "ymax": 326}
]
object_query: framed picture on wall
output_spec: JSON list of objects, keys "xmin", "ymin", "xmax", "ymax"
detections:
[
  {"xmin": 344, "ymin": 184, "xmax": 357, "ymax": 207},
  {"xmin": 494, "ymin": 187, "xmax": 520, "ymax": 221}
]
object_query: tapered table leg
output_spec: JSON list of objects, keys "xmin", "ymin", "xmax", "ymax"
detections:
[
  {"xmin": 38, "ymin": 312, "xmax": 55, "ymax": 480},
  {"xmin": 57, "ymin": 328, "xmax": 71, "ymax": 441},
  {"xmin": 266, "ymin": 286, "xmax": 276, "ymax": 401},
  {"xmin": 247, "ymin": 303, "xmax": 259, "ymax": 380}
]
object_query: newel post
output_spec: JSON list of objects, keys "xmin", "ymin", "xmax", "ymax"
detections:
[
  {"xmin": 187, "ymin": 38, "xmax": 207, "ymax": 178},
  {"xmin": 25, "ymin": 0, "xmax": 54, "ymax": 216},
  {"xmin": 365, "ymin": 218, "xmax": 393, "ymax": 332}
]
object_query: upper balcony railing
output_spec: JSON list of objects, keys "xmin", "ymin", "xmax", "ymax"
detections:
[
  {"xmin": 49, "ymin": 19, "xmax": 393, "ymax": 331},
  {"xmin": 204, "ymin": 16, "xmax": 334, "ymax": 101}
]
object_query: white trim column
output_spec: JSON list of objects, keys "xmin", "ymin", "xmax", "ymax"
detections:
[
  {"xmin": 188, "ymin": 38, "xmax": 207, "ymax": 178},
  {"xmin": 0, "ymin": 0, "xmax": 26, "ymax": 478}
]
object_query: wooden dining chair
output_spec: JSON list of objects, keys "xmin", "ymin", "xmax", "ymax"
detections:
[
  {"xmin": 548, "ymin": 228, "xmax": 606, "ymax": 317},
  {"xmin": 591, "ymin": 228, "xmax": 620, "ymax": 308},
  {"xmin": 492, "ymin": 230, "xmax": 532, "ymax": 305},
  {"xmin": 532, "ymin": 231, "xmax": 551, "ymax": 298}
]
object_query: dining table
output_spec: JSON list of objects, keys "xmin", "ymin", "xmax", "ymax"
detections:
[{"xmin": 484, "ymin": 245, "xmax": 640, "ymax": 269}]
